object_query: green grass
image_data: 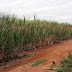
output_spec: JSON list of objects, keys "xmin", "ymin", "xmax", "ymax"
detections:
[
  {"xmin": 32, "ymin": 59, "xmax": 47, "ymax": 67},
  {"xmin": 48, "ymin": 52, "xmax": 72, "ymax": 72}
]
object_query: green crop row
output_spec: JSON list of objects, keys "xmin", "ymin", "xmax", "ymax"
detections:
[{"xmin": 0, "ymin": 14, "xmax": 72, "ymax": 61}]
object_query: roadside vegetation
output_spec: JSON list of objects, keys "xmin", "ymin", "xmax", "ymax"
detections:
[
  {"xmin": 48, "ymin": 52, "xmax": 72, "ymax": 72},
  {"xmin": 0, "ymin": 13, "xmax": 72, "ymax": 62},
  {"xmin": 32, "ymin": 59, "xmax": 47, "ymax": 67}
]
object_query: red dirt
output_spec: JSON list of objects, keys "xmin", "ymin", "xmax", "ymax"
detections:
[{"xmin": 0, "ymin": 39, "xmax": 72, "ymax": 72}]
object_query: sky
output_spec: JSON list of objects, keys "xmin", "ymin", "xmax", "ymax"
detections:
[{"xmin": 0, "ymin": 0, "xmax": 72, "ymax": 24}]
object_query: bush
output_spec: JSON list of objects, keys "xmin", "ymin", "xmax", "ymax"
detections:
[{"xmin": 48, "ymin": 52, "xmax": 72, "ymax": 72}]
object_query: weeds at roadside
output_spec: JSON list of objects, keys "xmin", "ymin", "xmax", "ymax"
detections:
[
  {"xmin": 47, "ymin": 52, "xmax": 72, "ymax": 72},
  {"xmin": 0, "ymin": 51, "xmax": 30, "ymax": 67},
  {"xmin": 32, "ymin": 59, "xmax": 48, "ymax": 67}
]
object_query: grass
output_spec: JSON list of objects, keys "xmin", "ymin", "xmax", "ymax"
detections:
[
  {"xmin": 0, "ymin": 13, "xmax": 72, "ymax": 61},
  {"xmin": 48, "ymin": 52, "xmax": 72, "ymax": 72},
  {"xmin": 32, "ymin": 59, "xmax": 47, "ymax": 67}
]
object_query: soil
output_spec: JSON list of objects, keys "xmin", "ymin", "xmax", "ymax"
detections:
[{"xmin": 0, "ymin": 39, "xmax": 72, "ymax": 72}]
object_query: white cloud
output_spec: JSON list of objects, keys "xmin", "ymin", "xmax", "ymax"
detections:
[{"xmin": 0, "ymin": 0, "xmax": 72, "ymax": 23}]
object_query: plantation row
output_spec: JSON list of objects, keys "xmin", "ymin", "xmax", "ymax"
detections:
[{"xmin": 0, "ymin": 14, "xmax": 72, "ymax": 61}]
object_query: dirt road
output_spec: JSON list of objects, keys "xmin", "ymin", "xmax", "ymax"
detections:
[{"xmin": 0, "ymin": 39, "xmax": 72, "ymax": 72}]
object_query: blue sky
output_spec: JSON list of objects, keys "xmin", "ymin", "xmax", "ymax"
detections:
[{"xmin": 0, "ymin": 0, "xmax": 72, "ymax": 23}]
